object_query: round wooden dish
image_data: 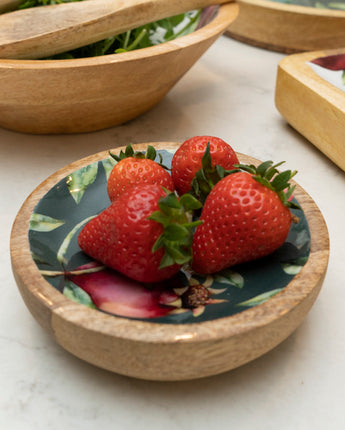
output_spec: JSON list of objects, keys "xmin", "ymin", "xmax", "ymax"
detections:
[
  {"xmin": 0, "ymin": 4, "xmax": 238, "ymax": 134},
  {"xmin": 10, "ymin": 142, "xmax": 329, "ymax": 381},
  {"xmin": 226, "ymin": 0, "xmax": 345, "ymax": 54}
]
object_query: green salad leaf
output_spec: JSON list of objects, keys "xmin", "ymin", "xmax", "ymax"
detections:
[{"xmin": 13, "ymin": 0, "xmax": 202, "ymax": 59}]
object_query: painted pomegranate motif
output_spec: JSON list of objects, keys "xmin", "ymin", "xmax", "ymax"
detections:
[
  {"xmin": 68, "ymin": 262, "xmax": 183, "ymax": 318},
  {"xmin": 64, "ymin": 262, "xmax": 227, "ymax": 319}
]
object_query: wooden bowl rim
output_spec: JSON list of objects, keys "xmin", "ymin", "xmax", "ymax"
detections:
[
  {"xmin": 0, "ymin": 3, "xmax": 238, "ymax": 69},
  {"xmin": 236, "ymin": 0, "xmax": 345, "ymax": 17},
  {"xmin": 10, "ymin": 142, "xmax": 330, "ymax": 345}
]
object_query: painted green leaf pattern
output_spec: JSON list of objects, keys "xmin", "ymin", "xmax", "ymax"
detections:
[
  {"xmin": 315, "ymin": 1, "xmax": 345, "ymax": 9},
  {"xmin": 272, "ymin": 0, "xmax": 345, "ymax": 10},
  {"xmin": 281, "ymin": 264, "xmax": 303, "ymax": 275},
  {"xmin": 29, "ymin": 213, "xmax": 65, "ymax": 232},
  {"xmin": 31, "ymin": 251, "xmax": 49, "ymax": 263},
  {"xmin": 294, "ymin": 227, "xmax": 311, "ymax": 248},
  {"xmin": 281, "ymin": 256, "xmax": 308, "ymax": 275},
  {"xmin": 66, "ymin": 162, "xmax": 98, "ymax": 204},
  {"xmin": 101, "ymin": 158, "xmax": 116, "ymax": 180},
  {"xmin": 63, "ymin": 279, "xmax": 96, "ymax": 308},
  {"xmin": 213, "ymin": 269, "xmax": 244, "ymax": 288},
  {"xmin": 237, "ymin": 288, "xmax": 284, "ymax": 307},
  {"xmin": 57, "ymin": 215, "xmax": 96, "ymax": 265}
]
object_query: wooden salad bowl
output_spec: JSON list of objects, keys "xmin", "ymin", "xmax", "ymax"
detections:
[
  {"xmin": 226, "ymin": 0, "xmax": 345, "ymax": 54},
  {"xmin": 0, "ymin": 3, "xmax": 238, "ymax": 134},
  {"xmin": 10, "ymin": 142, "xmax": 329, "ymax": 381}
]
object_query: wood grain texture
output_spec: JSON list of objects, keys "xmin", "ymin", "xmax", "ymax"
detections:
[
  {"xmin": 275, "ymin": 47, "xmax": 345, "ymax": 173},
  {"xmin": 0, "ymin": 3, "xmax": 238, "ymax": 134},
  {"xmin": 0, "ymin": 0, "xmax": 232, "ymax": 60},
  {"xmin": 10, "ymin": 142, "xmax": 329, "ymax": 381},
  {"xmin": 225, "ymin": 0, "xmax": 345, "ymax": 54}
]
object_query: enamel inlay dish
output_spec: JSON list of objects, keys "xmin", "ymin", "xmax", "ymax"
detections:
[
  {"xmin": 10, "ymin": 143, "xmax": 329, "ymax": 380},
  {"xmin": 28, "ymin": 149, "xmax": 310, "ymax": 324}
]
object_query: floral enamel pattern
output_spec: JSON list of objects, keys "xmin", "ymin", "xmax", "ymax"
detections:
[
  {"xmin": 28, "ymin": 149, "xmax": 310, "ymax": 324},
  {"xmin": 308, "ymin": 54, "xmax": 345, "ymax": 93},
  {"xmin": 268, "ymin": 0, "xmax": 345, "ymax": 10}
]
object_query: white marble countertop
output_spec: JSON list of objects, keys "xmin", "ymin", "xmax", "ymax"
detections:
[{"xmin": 1, "ymin": 35, "xmax": 345, "ymax": 429}]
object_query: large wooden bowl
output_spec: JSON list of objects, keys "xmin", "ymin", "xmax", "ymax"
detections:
[
  {"xmin": 0, "ymin": 4, "xmax": 238, "ymax": 134},
  {"xmin": 10, "ymin": 142, "xmax": 329, "ymax": 381},
  {"xmin": 226, "ymin": 0, "xmax": 345, "ymax": 54}
]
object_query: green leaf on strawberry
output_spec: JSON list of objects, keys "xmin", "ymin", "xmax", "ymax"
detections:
[
  {"xmin": 78, "ymin": 185, "xmax": 202, "ymax": 283},
  {"xmin": 191, "ymin": 146, "xmax": 301, "ymax": 210},
  {"xmin": 149, "ymin": 191, "xmax": 203, "ymax": 269},
  {"xmin": 235, "ymin": 160, "xmax": 300, "ymax": 210},
  {"xmin": 171, "ymin": 136, "xmax": 239, "ymax": 196},
  {"xmin": 192, "ymin": 159, "xmax": 302, "ymax": 274},
  {"xmin": 107, "ymin": 146, "xmax": 174, "ymax": 202},
  {"xmin": 109, "ymin": 144, "xmax": 169, "ymax": 170},
  {"xmin": 191, "ymin": 142, "xmax": 239, "ymax": 203}
]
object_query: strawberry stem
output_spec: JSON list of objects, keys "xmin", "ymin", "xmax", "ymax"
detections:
[
  {"xmin": 191, "ymin": 142, "xmax": 238, "ymax": 203},
  {"xmin": 234, "ymin": 161, "xmax": 301, "ymax": 209},
  {"xmin": 190, "ymin": 144, "xmax": 301, "ymax": 210},
  {"xmin": 149, "ymin": 191, "xmax": 203, "ymax": 269},
  {"xmin": 109, "ymin": 144, "xmax": 169, "ymax": 170}
]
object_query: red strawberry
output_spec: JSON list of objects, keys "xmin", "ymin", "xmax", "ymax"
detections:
[
  {"xmin": 171, "ymin": 136, "xmax": 239, "ymax": 196},
  {"xmin": 192, "ymin": 161, "xmax": 300, "ymax": 274},
  {"xmin": 78, "ymin": 184, "xmax": 201, "ymax": 283},
  {"xmin": 107, "ymin": 144, "xmax": 174, "ymax": 202}
]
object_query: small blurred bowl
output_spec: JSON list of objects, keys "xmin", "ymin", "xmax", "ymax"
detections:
[{"xmin": 0, "ymin": 3, "xmax": 238, "ymax": 134}]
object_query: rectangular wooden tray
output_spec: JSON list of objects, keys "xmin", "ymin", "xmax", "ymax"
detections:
[{"xmin": 275, "ymin": 48, "xmax": 345, "ymax": 172}]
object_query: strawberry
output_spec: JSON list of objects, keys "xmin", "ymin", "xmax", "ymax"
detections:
[
  {"xmin": 171, "ymin": 136, "xmax": 239, "ymax": 196},
  {"xmin": 192, "ymin": 161, "xmax": 300, "ymax": 274},
  {"xmin": 107, "ymin": 144, "xmax": 174, "ymax": 202},
  {"xmin": 78, "ymin": 184, "xmax": 201, "ymax": 283}
]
